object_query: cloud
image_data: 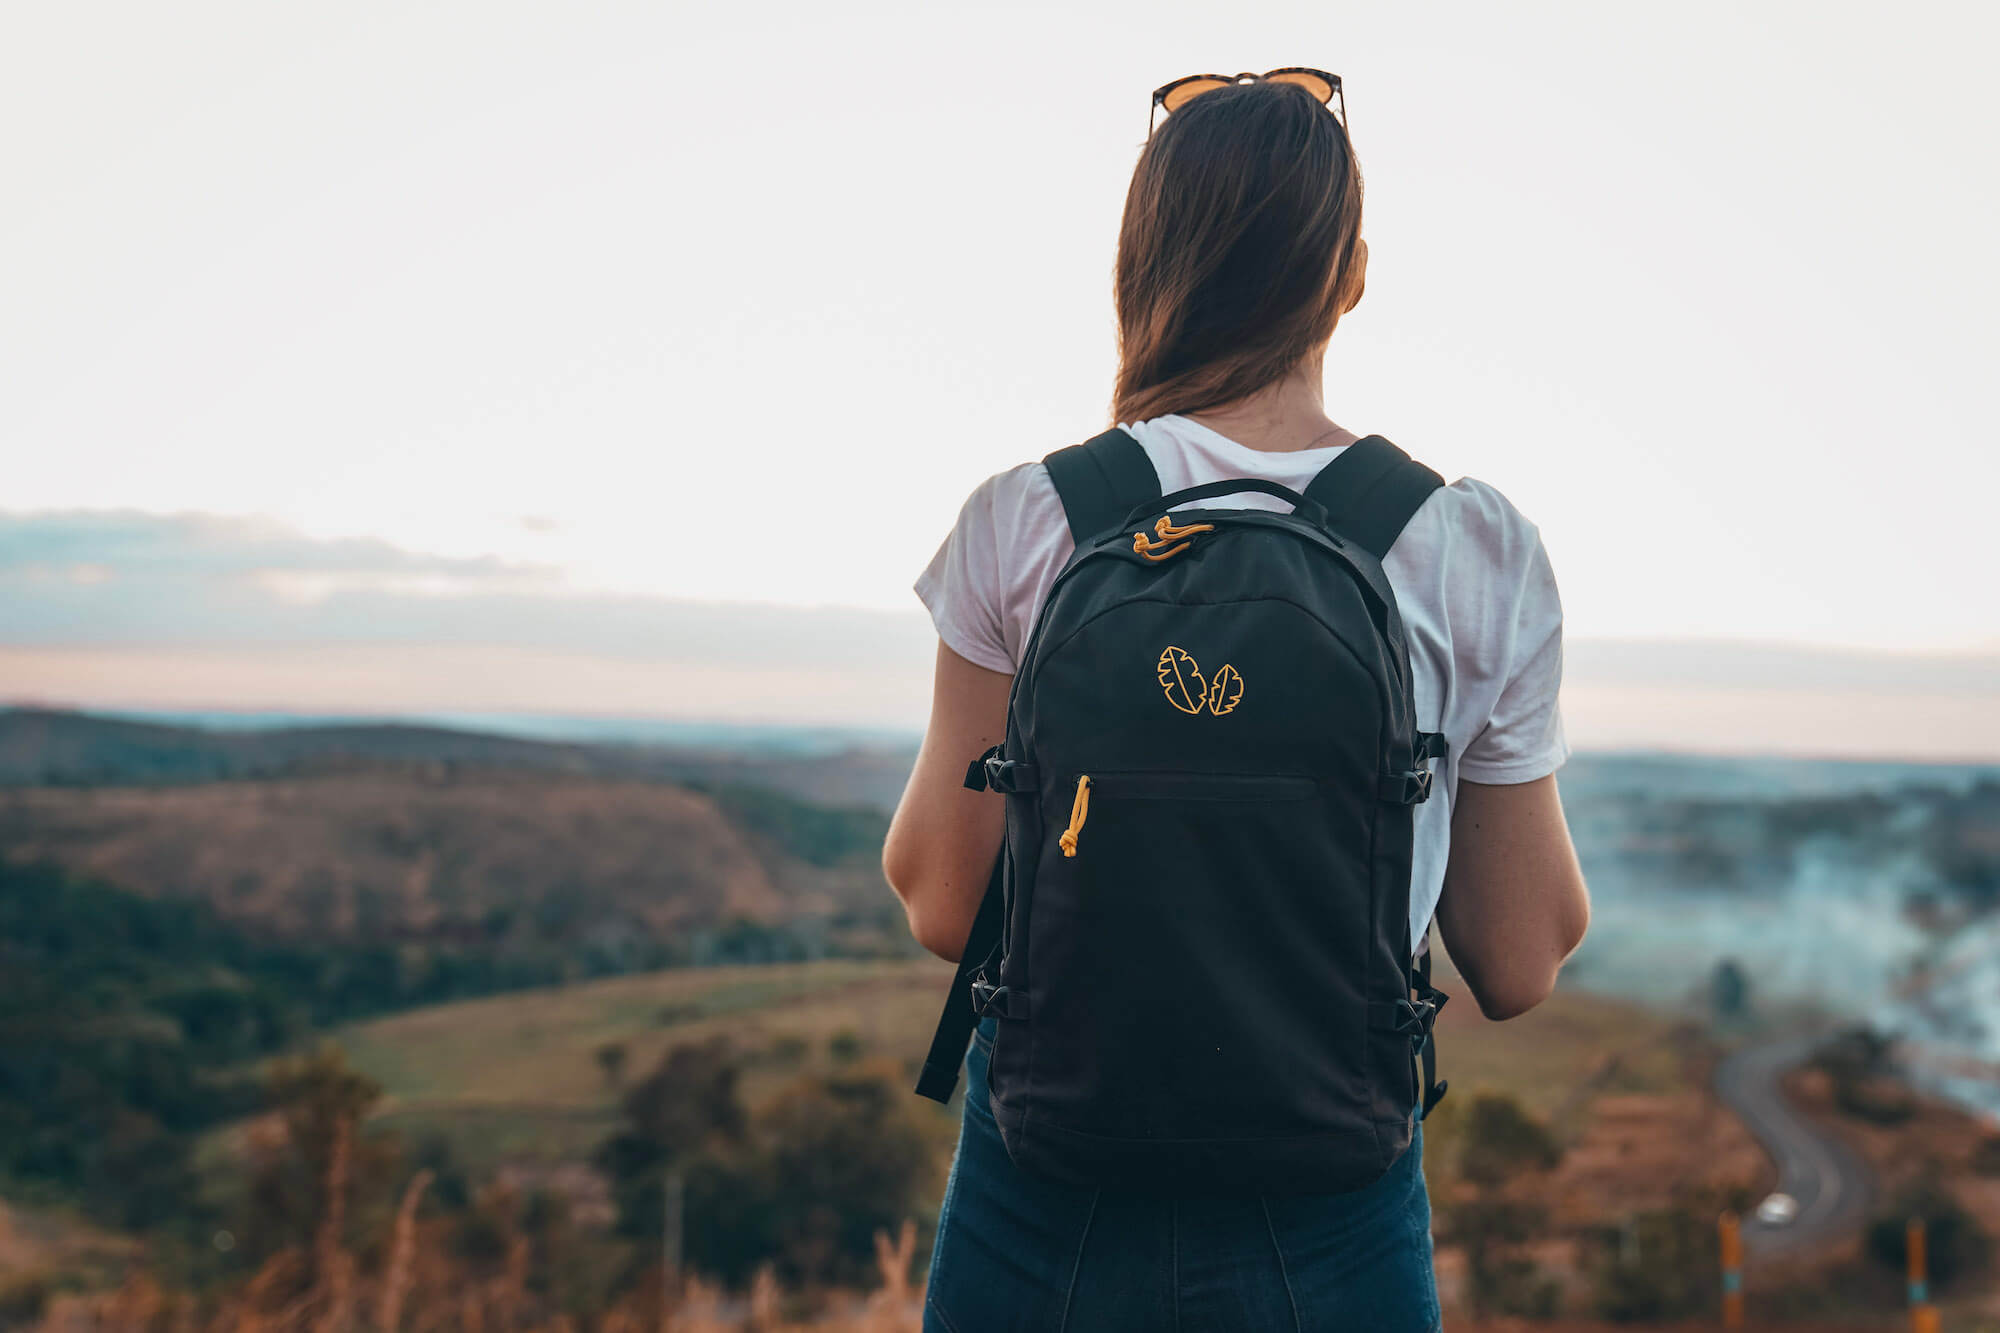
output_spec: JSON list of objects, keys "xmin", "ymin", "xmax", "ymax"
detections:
[
  {"xmin": 0, "ymin": 510, "xmax": 528, "ymax": 581},
  {"xmin": 0, "ymin": 510, "xmax": 932, "ymax": 671},
  {"xmin": 0, "ymin": 510, "xmax": 1994, "ymax": 757}
]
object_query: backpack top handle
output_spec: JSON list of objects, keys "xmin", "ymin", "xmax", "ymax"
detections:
[{"xmin": 1119, "ymin": 478, "xmax": 1331, "ymax": 532}]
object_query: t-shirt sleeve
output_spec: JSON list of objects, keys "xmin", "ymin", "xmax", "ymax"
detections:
[
  {"xmin": 913, "ymin": 472, "xmax": 1017, "ymax": 675},
  {"xmin": 1456, "ymin": 525, "xmax": 1572, "ymax": 784}
]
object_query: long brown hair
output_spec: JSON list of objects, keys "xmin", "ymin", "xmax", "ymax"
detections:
[{"xmin": 1111, "ymin": 79, "xmax": 1365, "ymax": 424}]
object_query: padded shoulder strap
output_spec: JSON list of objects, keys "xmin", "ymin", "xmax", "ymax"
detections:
[
  {"xmin": 1043, "ymin": 428, "xmax": 1163, "ymax": 546},
  {"xmin": 1300, "ymin": 435, "xmax": 1445, "ymax": 560}
]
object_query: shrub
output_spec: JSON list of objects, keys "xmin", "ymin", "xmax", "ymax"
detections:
[
  {"xmin": 1585, "ymin": 1202, "xmax": 1723, "ymax": 1321},
  {"xmin": 596, "ymin": 1043, "xmax": 932, "ymax": 1289},
  {"xmin": 1969, "ymin": 1134, "xmax": 2000, "ymax": 1177},
  {"xmin": 1458, "ymin": 1092, "xmax": 1561, "ymax": 1187},
  {"xmin": 1811, "ymin": 1027, "xmax": 1916, "ymax": 1124},
  {"xmin": 1866, "ymin": 1174, "xmax": 1990, "ymax": 1293},
  {"xmin": 0, "ymin": 1271, "xmax": 52, "ymax": 1327},
  {"xmin": 1449, "ymin": 1199, "xmax": 1559, "ymax": 1317}
]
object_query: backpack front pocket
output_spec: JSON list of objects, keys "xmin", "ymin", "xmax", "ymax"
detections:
[
  {"xmin": 1024, "ymin": 765, "xmax": 1370, "ymax": 1139},
  {"xmin": 1051, "ymin": 770, "xmax": 1319, "ymax": 860}
]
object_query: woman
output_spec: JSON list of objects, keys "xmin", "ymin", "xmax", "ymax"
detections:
[{"xmin": 884, "ymin": 69, "xmax": 1591, "ymax": 1332}]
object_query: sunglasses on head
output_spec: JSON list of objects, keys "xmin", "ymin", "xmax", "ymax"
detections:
[{"xmin": 1148, "ymin": 67, "xmax": 1346, "ymax": 135}]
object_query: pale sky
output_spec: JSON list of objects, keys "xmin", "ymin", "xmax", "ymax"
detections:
[{"xmin": 2, "ymin": 2, "xmax": 1996, "ymax": 754}]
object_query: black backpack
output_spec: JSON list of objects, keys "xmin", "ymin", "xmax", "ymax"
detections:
[{"xmin": 915, "ymin": 426, "xmax": 1451, "ymax": 1196}]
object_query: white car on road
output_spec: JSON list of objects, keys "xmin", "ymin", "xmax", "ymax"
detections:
[{"xmin": 1755, "ymin": 1192, "xmax": 1799, "ymax": 1226}]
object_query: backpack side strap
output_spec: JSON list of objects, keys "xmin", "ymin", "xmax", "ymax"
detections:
[
  {"xmin": 1300, "ymin": 435, "xmax": 1445, "ymax": 560},
  {"xmin": 1043, "ymin": 427, "xmax": 1163, "ymax": 547},
  {"xmin": 1414, "ymin": 936, "xmax": 1450, "ymax": 1117},
  {"xmin": 913, "ymin": 854, "xmax": 1006, "ymax": 1104}
]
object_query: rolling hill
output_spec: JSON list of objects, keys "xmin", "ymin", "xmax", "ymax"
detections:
[
  {"xmin": 0, "ymin": 768, "xmax": 899, "ymax": 957},
  {"xmin": 0, "ymin": 707, "xmax": 917, "ymax": 811}
]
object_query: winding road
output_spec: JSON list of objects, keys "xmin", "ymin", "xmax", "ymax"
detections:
[{"xmin": 1713, "ymin": 1035, "xmax": 1874, "ymax": 1257}]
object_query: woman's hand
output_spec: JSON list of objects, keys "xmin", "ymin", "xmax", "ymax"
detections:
[
  {"xmin": 1434, "ymin": 774, "xmax": 1591, "ymax": 1019},
  {"xmin": 882, "ymin": 640, "xmax": 1012, "ymax": 961}
]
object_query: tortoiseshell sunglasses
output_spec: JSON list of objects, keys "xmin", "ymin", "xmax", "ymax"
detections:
[{"xmin": 1148, "ymin": 67, "xmax": 1346, "ymax": 135}]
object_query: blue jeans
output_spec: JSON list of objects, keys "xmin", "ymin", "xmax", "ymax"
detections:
[{"xmin": 924, "ymin": 1017, "xmax": 1441, "ymax": 1333}]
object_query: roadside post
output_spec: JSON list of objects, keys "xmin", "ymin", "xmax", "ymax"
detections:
[
  {"xmin": 1909, "ymin": 1217, "xmax": 1939, "ymax": 1333},
  {"xmin": 1719, "ymin": 1211, "xmax": 1744, "ymax": 1328}
]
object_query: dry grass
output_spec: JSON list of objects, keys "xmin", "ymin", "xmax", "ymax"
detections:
[
  {"xmin": 40, "ymin": 961, "xmax": 1776, "ymax": 1330},
  {"xmin": 32, "ymin": 1083, "xmax": 931, "ymax": 1333}
]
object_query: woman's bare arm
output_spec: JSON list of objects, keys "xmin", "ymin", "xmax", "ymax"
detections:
[
  {"xmin": 1434, "ymin": 774, "xmax": 1591, "ymax": 1020},
  {"xmin": 883, "ymin": 641, "xmax": 1012, "ymax": 961}
]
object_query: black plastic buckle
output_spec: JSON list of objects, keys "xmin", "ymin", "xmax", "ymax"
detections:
[
  {"xmin": 969, "ymin": 974, "xmax": 1007, "ymax": 1017},
  {"xmin": 1382, "ymin": 767, "xmax": 1433, "ymax": 804},
  {"xmin": 965, "ymin": 747, "xmax": 1036, "ymax": 795},
  {"xmin": 963, "ymin": 745, "xmax": 1001, "ymax": 791},
  {"xmin": 1377, "ymin": 997, "xmax": 1434, "ymax": 1039}
]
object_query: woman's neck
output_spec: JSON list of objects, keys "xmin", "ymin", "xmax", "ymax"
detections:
[{"xmin": 1177, "ymin": 352, "xmax": 1357, "ymax": 453}]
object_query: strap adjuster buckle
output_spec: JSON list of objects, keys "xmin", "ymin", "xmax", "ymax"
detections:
[
  {"xmin": 969, "ymin": 973, "xmax": 1009, "ymax": 1017},
  {"xmin": 1381, "ymin": 767, "xmax": 1433, "ymax": 804},
  {"xmin": 964, "ymin": 747, "xmax": 1036, "ymax": 795}
]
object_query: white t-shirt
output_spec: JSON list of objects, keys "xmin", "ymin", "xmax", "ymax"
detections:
[{"xmin": 914, "ymin": 412, "xmax": 1570, "ymax": 945}]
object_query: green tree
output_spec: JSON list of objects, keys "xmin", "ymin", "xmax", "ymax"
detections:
[
  {"xmin": 1445, "ymin": 1092, "xmax": 1566, "ymax": 1316},
  {"xmin": 1813, "ymin": 1027, "xmax": 1916, "ymax": 1124},
  {"xmin": 1711, "ymin": 958, "xmax": 1750, "ymax": 1020},
  {"xmin": 242, "ymin": 1045, "xmax": 394, "ymax": 1269},
  {"xmin": 594, "ymin": 1040, "xmax": 628, "ymax": 1089},
  {"xmin": 594, "ymin": 1044, "xmax": 934, "ymax": 1288},
  {"xmin": 596, "ymin": 1036, "xmax": 750, "ymax": 1261},
  {"xmin": 756, "ymin": 1060, "xmax": 933, "ymax": 1287}
]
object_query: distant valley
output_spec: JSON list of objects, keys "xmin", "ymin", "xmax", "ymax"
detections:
[{"xmin": 4, "ymin": 706, "xmax": 1997, "ymax": 1089}]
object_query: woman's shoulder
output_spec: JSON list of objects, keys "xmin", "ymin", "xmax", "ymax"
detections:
[
  {"xmin": 969, "ymin": 455, "xmax": 1062, "ymax": 504},
  {"xmin": 943, "ymin": 457, "xmax": 1069, "ymax": 548},
  {"xmin": 1402, "ymin": 472, "xmax": 1549, "ymax": 569}
]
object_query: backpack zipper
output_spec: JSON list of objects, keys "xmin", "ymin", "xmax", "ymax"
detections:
[
  {"xmin": 1056, "ymin": 770, "xmax": 1319, "ymax": 859},
  {"xmin": 1059, "ymin": 774, "xmax": 1092, "ymax": 857}
]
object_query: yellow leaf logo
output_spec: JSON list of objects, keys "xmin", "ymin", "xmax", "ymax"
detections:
[
  {"xmin": 1156, "ymin": 646, "xmax": 1245, "ymax": 717},
  {"xmin": 1205, "ymin": 663, "xmax": 1244, "ymax": 716},
  {"xmin": 1156, "ymin": 645, "xmax": 1207, "ymax": 715}
]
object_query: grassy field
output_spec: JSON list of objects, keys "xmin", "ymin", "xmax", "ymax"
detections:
[
  {"xmin": 333, "ymin": 958, "xmax": 961, "ymax": 1171},
  {"xmin": 321, "ymin": 957, "xmax": 1700, "ymax": 1178}
]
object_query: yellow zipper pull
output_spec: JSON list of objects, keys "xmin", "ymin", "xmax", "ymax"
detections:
[{"xmin": 1058, "ymin": 774, "xmax": 1092, "ymax": 858}]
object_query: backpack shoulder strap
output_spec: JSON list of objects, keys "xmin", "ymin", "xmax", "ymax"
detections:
[
  {"xmin": 914, "ymin": 853, "xmax": 1005, "ymax": 1104},
  {"xmin": 1300, "ymin": 435, "xmax": 1445, "ymax": 560},
  {"xmin": 1042, "ymin": 427, "xmax": 1163, "ymax": 546}
]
